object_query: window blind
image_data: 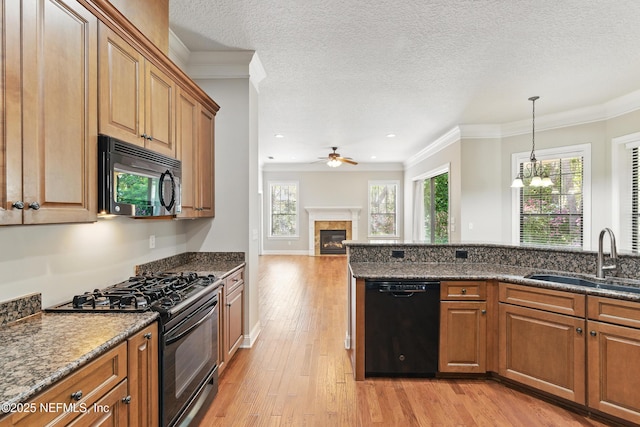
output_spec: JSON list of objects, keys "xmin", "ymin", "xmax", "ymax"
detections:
[
  {"xmin": 633, "ymin": 147, "xmax": 638, "ymax": 252},
  {"xmin": 519, "ymin": 156, "xmax": 583, "ymax": 247}
]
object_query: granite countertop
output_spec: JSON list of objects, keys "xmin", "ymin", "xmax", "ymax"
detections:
[
  {"xmin": 349, "ymin": 262, "xmax": 640, "ymax": 302},
  {"xmin": 0, "ymin": 311, "xmax": 158, "ymax": 408},
  {"xmin": 0, "ymin": 252, "xmax": 246, "ymax": 410}
]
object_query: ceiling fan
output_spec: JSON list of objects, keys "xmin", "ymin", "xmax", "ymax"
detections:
[{"xmin": 318, "ymin": 147, "xmax": 358, "ymax": 167}]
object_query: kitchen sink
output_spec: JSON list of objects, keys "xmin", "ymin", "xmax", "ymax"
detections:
[{"xmin": 525, "ymin": 274, "xmax": 640, "ymax": 294}]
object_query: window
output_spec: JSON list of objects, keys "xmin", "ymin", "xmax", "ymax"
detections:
[
  {"xmin": 369, "ymin": 181, "xmax": 399, "ymax": 237},
  {"xmin": 269, "ymin": 182, "xmax": 298, "ymax": 237},
  {"xmin": 512, "ymin": 144, "xmax": 590, "ymax": 249}
]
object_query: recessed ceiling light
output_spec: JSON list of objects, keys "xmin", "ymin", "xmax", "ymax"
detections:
[
  {"xmin": 274, "ymin": 134, "xmax": 284, "ymax": 138},
  {"xmin": 371, "ymin": 155, "xmax": 377, "ymax": 159},
  {"xmin": 386, "ymin": 133, "xmax": 396, "ymax": 138}
]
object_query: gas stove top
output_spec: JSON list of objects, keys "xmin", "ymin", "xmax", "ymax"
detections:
[{"xmin": 47, "ymin": 272, "xmax": 219, "ymax": 315}]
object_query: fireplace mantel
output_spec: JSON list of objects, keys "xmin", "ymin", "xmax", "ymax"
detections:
[{"xmin": 305, "ymin": 207, "xmax": 361, "ymax": 255}]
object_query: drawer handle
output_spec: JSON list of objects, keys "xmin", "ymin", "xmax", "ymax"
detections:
[
  {"xmin": 590, "ymin": 330, "xmax": 597, "ymax": 337},
  {"xmin": 122, "ymin": 395, "xmax": 132, "ymax": 404},
  {"xmin": 576, "ymin": 327, "xmax": 583, "ymax": 334},
  {"xmin": 70, "ymin": 391, "xmax": 83, "ymax": 401},
  {"xmin": 461, "ymin": 288, "xmax": 467, "ymax": 295},
  {"xmin": 144, "ymin": 332, "xmax": 152, "ymax": 340}
]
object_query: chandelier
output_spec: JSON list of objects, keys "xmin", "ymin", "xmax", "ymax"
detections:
[{"xmin": 511, "ymin": 96, "xmax": 553, "ymax": 188}]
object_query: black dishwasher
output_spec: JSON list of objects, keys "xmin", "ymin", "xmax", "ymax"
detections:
[{"xmin": 365, "ymin": 280, "xmax": 440, "ymax": 377}]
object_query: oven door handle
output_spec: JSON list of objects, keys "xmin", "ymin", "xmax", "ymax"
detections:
[{"xmin": 165, "ymin": 303, "xmax": 217, "ymax": 345}]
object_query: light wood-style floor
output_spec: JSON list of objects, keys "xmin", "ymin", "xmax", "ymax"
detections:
[{"xmin": 198, "ymin": 255, "xmax": 612, "ymax": 427}]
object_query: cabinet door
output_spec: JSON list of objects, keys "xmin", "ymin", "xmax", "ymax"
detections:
[
  {"xmin": 588, "ymin": 320, "xmax": 640, "ymax": 424},
  {"xmin": 197, "ymin": 105, "xmax": 215, "ymax": 217},
  {"xmin": 21, "ymin": 0, "xmax": 97, "ymax": 224},
  {"xmin": 144, "ymin": 61, "xmax": 175, "ymax": 157},
  {"xmin": 98, "ymin": 24, "xmax": 144, "ymax": 147},
  {"xmin": 0, "ymin": 1, "xmax": 22, "ymax": 224},
  {"xmin": 225, "ymin": 284, "xmax": 244, "ymax": 360},
  {"xmin": 127, "ymin": 323, "xmax": 159, "ymax": 427},
  {"xmin": 217, "ymin": 286, "xmax": 226, "ymax": 374},
  {"xmin": 67, "ymin": 380, "xmax": 129, "ymax": 427},
  {"xmin": 499, "ymin": 303, "xmax": 586, "ymax": 404},
  {"xmin": 176, "ymin": 88, "xmax": 198, "ymax": 218},
  {"xmin": 439, "ymin": 301, "xmax": 486, "ymax": 373}
]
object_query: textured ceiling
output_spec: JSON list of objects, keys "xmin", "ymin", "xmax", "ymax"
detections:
[{"xmin": 169, "ymin": 0, "xmax": 640, "ymax": 166}]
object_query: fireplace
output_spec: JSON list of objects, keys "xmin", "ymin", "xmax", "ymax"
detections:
[{"xmin": 320, "ymin": 229, "xmax": 347, "ymax": 254}]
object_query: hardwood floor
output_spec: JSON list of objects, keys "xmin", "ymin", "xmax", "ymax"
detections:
[{"xmin": 198, "ymin": 255, "xmax": 612, "ymax": 426}]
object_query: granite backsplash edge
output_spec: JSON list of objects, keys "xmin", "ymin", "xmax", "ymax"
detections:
[
  {"xmin": 0, "ymin": 293, "xmax": 41, "ymax": 326},
  {"xmin": 135, "ymin": 251, "xmax": 246, "ymax": 275}
]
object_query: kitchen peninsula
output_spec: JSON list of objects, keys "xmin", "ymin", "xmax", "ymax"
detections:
[{"xmin": 346, "ymin": 241, "xmax": 640, "ymax": 426}]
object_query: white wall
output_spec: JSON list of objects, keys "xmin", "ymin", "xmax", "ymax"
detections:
[
  {"xmin": 460, "ymin": 137, "xmax": 503, "ymax": 242},
  {"xmin": 185, "ymin": 76, "xmax": 261, "ymax": 346},
  {"xmin": 0, "ymin": 219, "xmax": 187, "ymax": 307},
  {"xmin": 262, "ymin": 169, "xmax": 404, "ymax": 253}
]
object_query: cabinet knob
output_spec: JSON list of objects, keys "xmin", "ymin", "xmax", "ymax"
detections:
[
  {"xmin": 144, "ymin": 332, "xmax": 152, "ymax": 339},
  {"xmin": 590, "ymin": 330, "xmax": 597, "ymax": 337},
  {"xmin": 461, "ymin": 288, "xmax": 467, "ymax": 295},
  {"xmin": 12, "ymin": 201, "xmax": 24, "ymax": 210},
  {"xmin": 70, "ymin": 390, "xmax": 83, "ymax": 401},
  {"xmin": 141, "ymin": 133, "xmax": 147, "ymax": 139},
  {"xmin": 122, "ymin": 395, "xmax": 132, "ymax": 404},
  {"xmin": 481, "ymin": 309, "xmax": 487, "ymax": 315},
  {"xmin": 28, "ymin": 202, "xmax": 40, "ymax": 210},
  {"xmin": 147, "ymin": 135, "xmax": 153, "ymax": 141},
  {"xmin": 576, "ymin": 327, "xmax": 583, "ymax": 334}
]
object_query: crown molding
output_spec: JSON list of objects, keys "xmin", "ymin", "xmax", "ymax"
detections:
[
  {"xmin": 404, "ymin": 127, "xmax": 461, "ymax": 169},
  {"xmin": 406, "ymin": 90, "xmax": 640, "ymax": 167}
]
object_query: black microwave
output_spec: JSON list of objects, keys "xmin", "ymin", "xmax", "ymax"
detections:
[{"xmin": 98, "ymin": 135, "xmax": 181, "ymax": 217}]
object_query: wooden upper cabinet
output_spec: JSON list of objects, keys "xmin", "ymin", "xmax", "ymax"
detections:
[
  {"xmin": 0, "ymin": 1, "xmax": 22, "ymax": 225},
  {"xmin": 0, "ymin": 0, "xmax": 97, "ymax": 226},
  {"xmin": 107, "ymin": 0, "xmax": 168, "ymax": 54},
  {"xmin": 176, "ymin": 88, "xmax": 215, "ymax": 219},
  {"xmin": 98, "ymin": 23, "xmax": 176, "ymax": 157},
  {"xmin": 197, "ymin": 105, "xmax": 215, "ymax": 217}
]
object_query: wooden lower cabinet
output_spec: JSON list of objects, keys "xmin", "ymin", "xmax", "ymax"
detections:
[
  {"xmin": 499, "ymin": 303, "xmax": 586, "ymax": 404},
  {"xmin": 587, "ymin": 296, "xmax": 640, "ymax": 424},
  {"xmin": 439, "ymin": 301, "xmax": 487, "ymax": 373},
  {"xmin": 67, "ymin": 380, "xmax": 129, "ymax": 426},
  {"xmin": 127, "ymin": 323, "xmax": 159, "ymax": 427},
  {"xmin": 0, "ymin": 323, "xmax": 159, "ymax": 427},
  {"xmin": 225, "ymin": 270, "xmax": 244, "ymax": 361}
]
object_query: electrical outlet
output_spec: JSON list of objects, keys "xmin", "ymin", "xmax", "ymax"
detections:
[
  {"xmin": 149, "ymin": 235, "xmax": 156, "ymax": 249},
  {"xmin": 392, "ymin": 250, "xmax": 405, "ymax": 258},
  {"xmin": 455, "ymin": 249, "xmax": 468, "ymax": 259}
]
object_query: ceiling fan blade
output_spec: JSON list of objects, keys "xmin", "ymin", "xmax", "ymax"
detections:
[{"xmin": 339, "ymin": 158, "xmax": 358, "ymax": 165}]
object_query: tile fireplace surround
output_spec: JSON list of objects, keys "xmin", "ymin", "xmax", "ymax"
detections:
[{"xmin": 305, "ymin": 207, "xmax": 361, "ymax": 256}]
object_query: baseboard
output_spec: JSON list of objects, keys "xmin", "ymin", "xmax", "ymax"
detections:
[
  {"xmin": 240, "ymin": 321, "xmax": 262, "ymax": 348},
  {"xmin": 261, "ymin": 250, "xmax": 310, "ymax": 255}
]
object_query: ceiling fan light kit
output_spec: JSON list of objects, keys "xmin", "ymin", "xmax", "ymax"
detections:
[
  {"xmin": 511, "ymin": 96, "xmax": 554, "ymax": 189},
  {"xmin": 320, "ymin": 147, "xmax": 358, "ymax": 168}
]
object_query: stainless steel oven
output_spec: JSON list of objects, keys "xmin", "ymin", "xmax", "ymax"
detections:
[{"xmin": 162, "ymin": 288, "xmax": 219, "ymax": 427}]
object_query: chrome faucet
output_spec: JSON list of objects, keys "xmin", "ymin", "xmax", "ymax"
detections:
[{"xmin": 597, "ymin": 228, "xmax": 618, "ymax": 278}]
